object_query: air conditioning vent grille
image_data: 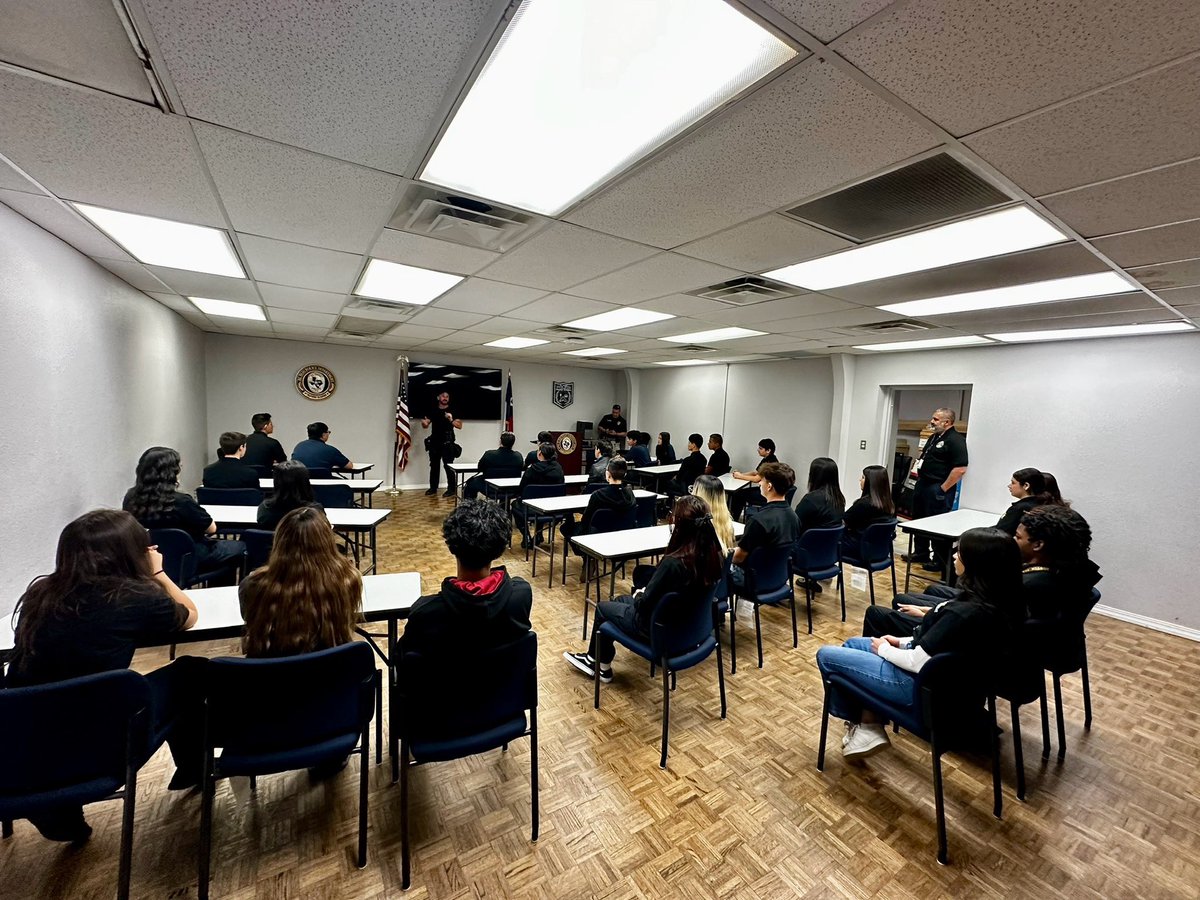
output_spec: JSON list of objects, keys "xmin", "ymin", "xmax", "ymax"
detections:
[
  {"xmin": 687, "ymin": 276, "xmax": 800, "ymax": 306},
  {"xmin": 389, "ymin": 185, "xmax": 548, "ymax": 252},
  {"xmin": 332, "ymin": 315, "xmax": 396, "ymax": 336},
  {"xmin": 832, "ymin": 319, "xmax": 932, "ymax": 336}
]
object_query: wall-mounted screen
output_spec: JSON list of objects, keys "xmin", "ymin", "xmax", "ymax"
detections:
[{"xmin": 409, "ymin": 363, "xmax": 502, "ymax": 420}]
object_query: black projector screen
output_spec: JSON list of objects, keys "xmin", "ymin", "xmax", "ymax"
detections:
[{"xmin": 409, "ymin": 363, "xmax": 502, "ymax": 421}]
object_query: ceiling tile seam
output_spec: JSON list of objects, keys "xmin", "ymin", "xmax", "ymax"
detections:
[
  {"xmin": 1127, "ymin": 255, "xmax": 1200, "ymax": 272},
  {"xmin": 1091, "ymin": 216, "xmax": 1200, "ymax": 241},
  {"xmin": 1036, "ymin": 153, "xmax": 1200, "ymax": 200},
  {"xmin": 961, "ymin": 47, "xmax": 1200, "ymax": 142},
  {"xmin": 0, "ymin": 58, "xmax": 159, "ymax": 110},
  {"xmin": 120, "ymin": 0, "xmax": 190, "ymax": 114}
]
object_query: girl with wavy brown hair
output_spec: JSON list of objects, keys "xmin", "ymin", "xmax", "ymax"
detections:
[{"xmin": 238, "ymin": 505, "xmax": 362, "ymax": 657}]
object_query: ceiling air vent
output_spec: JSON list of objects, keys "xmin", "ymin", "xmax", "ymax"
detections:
[
  {"xmin": 533, "ymin": 325, "xmax": 589, "ymax": 342},
  {"xmin": 783, "ymin": 153, "xmax": 1011, "ymax": 242},
  {"xmin": 331, "ymin": 315, "xmax": 399, "ymax": 337},
  {"xmin": 344, "ymin": 298, "xmax": 421, "ymax": 320},
  {"xmin": 688, "ymin": 275, "xmax": 799, "ymax": 306},
  {"xmin": 832, "ymin": 319, "xmax": 932, "ymax": 337},
  {"xmin": 389, "ymin": 184, "xmax": 549, "ymax": 252},
  {"xmin": 677, "ymin": 345, "xmax": 717, "ymax": 354}
]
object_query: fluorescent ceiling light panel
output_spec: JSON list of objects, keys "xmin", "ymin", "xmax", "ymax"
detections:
[
  {"xmin": 190, "ymin": 297, "xmax": 265, "ymax": 320},
  {"xmin": 420, "ymin": 0, "xmax": 797, "ymax": 215},
  {"xmin": 562, "ymin": 347, "xmax": 626, "ymax": 357},
  {"xmin": 986, "ymin": 322, "xmax": 1195, "ymax": 343},
  {"xmin": 655, "ymin": 359, "xmax": 721, "ymax": 366},
  {"xmin": 765, "ymin": 207, "xmax": 1067, "ymax": 290},
  {"xmin": 564, "ymin": 308, "xmax": 675, "ymax": 331},
  {"xmin": 879, "ymin": 272, "xmax": 1134, "ymax": 317},
  {"xmin": 660, "ymin": 326, "xmax": 766, "ymax": 344},
  {"xmin": 73, "ymin": 203, "xmax": 244, "ymax": 277},
  {"xmin": 483, "ymin": 336, "xmax": 550, "ymax": 349},
  {"xmin": 354, "ymin": 258, "xmax": 463, "ymax": 306},
  {"xmin": 855, "ymin": 335, "xmax": 992, "ymax": 352}
]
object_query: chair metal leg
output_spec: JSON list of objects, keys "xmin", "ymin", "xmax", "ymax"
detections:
[
  {"xmin": 1039, "ymin": 677, "xmax": 1051, "ymax": 760},
  {"xmin": 868, "ymin": 571, "xmax": 876, "ymax": 607},
  {"xmin": 753, "ymin": 603, "xmax": 764, "ymax": 668},
  {"xmin": 839, "ymin": 572, "xmax": 847, "ymax": 623},
  {"xmin": 1081, "ymin": 643, "xmax": 1093, "ymax": 730},
  {"xmin": 1, "ymin": 820, "xmax": 12, "ymax": 838},
  {"xmin": 670, "ymin": 671, "xmax": 677, "ymax": 692},
  {"xmin": 660, "ymin": 658, "xmax": 670, "ymax": 769},
  {"xmin": 358, "ymin": 724, "xmax": 369, "ymax": 868},
  {"xmin": 169, "ymin": 643, "xmax": 177, "ymax": 661},
  {"xmin": 988, "ymin": 695, "xmax": 1002, "ymax": 819},
  {"xmin": 375, "ymin": 677, "xmax": 382, "ymax": 764},
  {"xmin": 816, "ymin": 680, "xmax": 831, "ymax": 771},
  {"xmin": 117, "ymin": 766, "xmax": 137, "ymax": 900},
  {"xmin": 530, "ymin": 707, "xmax": 539, "ymax": 842},
  {"xmin": 789, "ymin": 593, "xmax": 798, "ymax": 648},
  {"xmin": 198, "ymin": 764, "xmax": 216, "ymax": 899},
  {"xmin": 400, "ymin": 738, "xmax": 411, "ymax": 889},
  {"xmin": 729, "ymin": 603, "xmax": 738, "ymax": 675},
  {"xmin": 1053, "ymin": 673, "xmax": 1067, "ymax": 762},
  {"xmin": 932, "ymin": 742, "xmax": 949, "ymax": 866},
  {"xmin": 715, "ymin": 633, "xmax": 727, "ymax": 719},
  {"xmin": 805, "ymin": 582, "xmax": 814, "ymax": 634},
  {"xmin": 249, "ymin": 775, "xmax": 257, "ymax": 791},
  {"xmin": 1011, "ymin": 701, "xmax": 1026, "ymax": 802},
  {"xmin": 889, "ymin": 558, "xmax": 897, "ymax": 601}
]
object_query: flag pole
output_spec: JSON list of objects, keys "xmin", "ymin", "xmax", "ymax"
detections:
[{"xmin": 386, "ymin": 354, "xmax": 409, "ymax": 496}]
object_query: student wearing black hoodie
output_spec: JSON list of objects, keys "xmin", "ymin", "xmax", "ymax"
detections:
[
  {"xmin": 512, "ymin": 442, "xmax": 565, "ymax": 548},
  {"xmin": 561, "ymin": 457, "xmax": 636, "ymax": 548},
  {"xmin": 399, "ymin": 500, "xmax": 532, "ymax": 660}
]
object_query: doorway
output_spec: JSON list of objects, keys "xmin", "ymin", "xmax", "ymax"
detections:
[{"xmin": 886, "ymin": 386, "xmax": 972, "ymax": 518}]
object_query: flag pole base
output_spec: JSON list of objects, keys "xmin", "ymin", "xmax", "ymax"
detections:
[{"xmin": 383, "ymin": 487, "xmax": 402, "ymax": 496}]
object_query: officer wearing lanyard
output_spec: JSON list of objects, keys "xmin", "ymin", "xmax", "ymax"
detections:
[{"xmin": 908, "ymin": 407, "xmax": 968, "ymax": 571}]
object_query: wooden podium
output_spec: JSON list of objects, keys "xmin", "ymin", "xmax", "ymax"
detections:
[{"xmin": 550, "ymin": 431, "xmax": 583, "ymax": 476}]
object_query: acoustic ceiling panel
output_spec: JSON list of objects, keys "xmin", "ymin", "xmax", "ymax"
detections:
[
  {"xmin": 505, "ymin": 293, "xmax": 619, "ymax": 325},
  {"xmin": 256, "ymin": 283, "xmax": 349, "ymax": 314},
  {"xmin": 1127, "ymin": 258, "xmax": 1200, "ymax": 291},
  {"xmin": 1160, "ymin": 286, "xmax": 1200, "ymax": 307},
  {"xmin": 432, "ymin": 278, "xmax": 548, "ymax": 315},
  {"xmin": 476, "ymin": 222, "xmax": 658, "ymax": 292},
  {"xmin": 566, "ymin": 252, "xmax": 741, "ymax": 304},
  {"xmin": 145, "ymin": 266, "xmax": 260, "ymax": 302},
  {"xmin": 761, "ymin": 0, "xmax": 896, "ymax": 42},
  {"xmin": 674, "ymin": 213, "xmax": 852, "ymax": 272},
  {"xmin": 93, "ymin": 258, "xmax": 170, "ymax": 292},
  {"xmin": 1091, "ymin": 219, "xmax": 1200, "ymax": 268},
  {"xmin": 696, "ymin": 293, "xmax": 859, "ymax": 326},
  {"xmin": 371, "ymin": 228, "xmax": 499, "ymax": 276},
  {"xmin": 1041, "ymin": 158, "xmax": 1200, "ymax": 238},
  {"xmin": 0, "ymin": 157, "xmax": 39, "ymax": 193},
  {"xmin": 238, "ymin": 234, "xmax": 364, "ymax": 294},
  {"xmin": 0, "ymin": 189, "xmax": 133, "ymax": 259},
  {"xmin": 923, "ymin": 292, "xmax": 1159, "ymax": 329},
  {"xmin": 266, "ymin": 308, "xmax": 338, "ymax": 327},
  {"xmin": 834, "ymin": 0, "xmax": 1200, "ymax": 136}
]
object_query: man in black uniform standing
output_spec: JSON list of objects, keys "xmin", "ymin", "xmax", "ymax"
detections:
[
  {"xmin": 906, "ymin": 407, "xmax": 969, "ymax": 571},
  {"xmin": 421, "ymin": 390, "xmax": 463, "ymax": 497},
  {"xmin": 598, "ymin": 404, "xmax": 628, "ymax": 450}
]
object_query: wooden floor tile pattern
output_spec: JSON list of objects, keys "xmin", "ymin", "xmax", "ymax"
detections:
[{"xmin": 3, "ymin": 490, "xmax": 1199, "ymax": 898}]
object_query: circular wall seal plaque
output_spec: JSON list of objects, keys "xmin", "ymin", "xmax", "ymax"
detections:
[
  {"xmin": 296, "ymin": 364, "xmax": 336, "ymax": 400},
  {"xmin": 556, "ymin": 432, "xmax": 577, "ymax": 456}
]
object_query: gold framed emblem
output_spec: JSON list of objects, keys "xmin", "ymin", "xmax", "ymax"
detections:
[
  {"xmin": 296, "ymin": 364, "xmax": 336, "ymax": 401},
  {"xmin": 556, "ymin": 432, "xmax": 577, "ymax": 456}
]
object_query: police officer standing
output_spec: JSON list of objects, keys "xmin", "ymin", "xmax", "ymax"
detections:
[
  {"xmin": 906, "ymin": 407, "xmax": 968, "ymax": 571},
  {"xmin": 421, "ymin": 390, "xmax": 463, "ymax": 497},
  {"xmin": 597, "ymin": 404, "xmax": 628, "ymax": 450}
]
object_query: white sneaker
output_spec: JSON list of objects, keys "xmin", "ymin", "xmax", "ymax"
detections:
[
  {"xmin": 842, "ymin": 721, "xmax": 854, "ymax": 748},
  {"xmin": 843, "ymin": 723, "xmax": 891, "ymax": 760}
]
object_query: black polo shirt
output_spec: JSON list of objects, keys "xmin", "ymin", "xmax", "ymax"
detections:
[
  {"xmin": 737, "ymin": 500, "xmax": 798, "ymax": 555},
  {"xmin": 707, "ymin": 447, "xmax": 731, "ymax": 476},
  {"xmin": 477, "ymin": 447, "xmax": 524, "ymax": 478},
  {"xmin": 599, "ymin": 413, "xmax": 627, "ymax": 447},
  {"xmin": 202, "ymin": 457, "xmax": 260, "ymax": 489},
  {"xmin": 243, "ymin": 430, "xmax": 287, "ymax": 468},
  {"xmin": 429, "ymin": 406, "xmax": 458, "ymax": 444},
  {"xmin": 917, "ymin": 427, "xmax": 968, "ymax": 482}
]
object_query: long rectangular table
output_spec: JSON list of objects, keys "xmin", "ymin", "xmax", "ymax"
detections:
[
  {"xmin": 203, "ymin": 504, "xmax": 391, "ymax": 575},
  {"xmin": 485, "ymin": 473, "xmax": 590, "ymax": 490},
  {"xmin": 336, "ymin": 462, "xmax": 375, "ymax": 479},
  {"xmin": 631, "ymin": 462, "xmax": 681, "ymax": 492},
  {"xmin": 897, "ymin": 507, "xmax": 1002, "ymax": 590},
  {"xmin": 448, "ymin": 462, "xmax": 478, "ymax": 503},
  {"xmin": 258, "ymin": 478, "xmax": 383, "ymax": 507}
]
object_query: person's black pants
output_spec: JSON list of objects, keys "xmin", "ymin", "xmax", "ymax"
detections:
[
  {"xmin": 428, "ymin": 443, "xmax": 455, "ymax": 492},
  {"xmin": 588, "ymin": 596, "xmax": 647, "ymax": 665},
  {"xmin": 462, "ymin": 473, "xmax": 485, "ymax": 500},
  {"xmin": 911, "ymin": 477, "xmax": 955, "ymax": 562},
  {"xmin": 729, "ymin": 485, "xmax": 765, "ymax": 521}
]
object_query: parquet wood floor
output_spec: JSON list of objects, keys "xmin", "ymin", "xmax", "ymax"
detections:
[{"xmin": 4, "ymin": 491, "xmax": 1199, "ymax": 898}]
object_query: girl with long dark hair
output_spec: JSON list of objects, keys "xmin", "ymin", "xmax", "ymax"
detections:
[
  {"xmin": 817, "ymin": 527, "xmax": 1022, "ymax": 759},
  {"xmin": 794, "ymin": 457, "xmax": 847, "ymax": 593},
  {"xmin": 564, "ymin": 495, "xmax": 724, "ymax": 682},
  {"xmin": 995, "ymin": 467, "xmax": 1054, "ymax": 535},
  {"xmin": 257, "ymin": 459, "xmax": 320, "ymax": 529}
]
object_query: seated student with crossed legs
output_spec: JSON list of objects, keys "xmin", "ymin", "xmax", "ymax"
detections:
[{"xmin": 729, "ymin": 438, "xmax": 779, "ymax": 521}]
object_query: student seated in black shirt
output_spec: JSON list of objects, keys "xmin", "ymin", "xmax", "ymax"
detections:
[
  {"xmin": 792, "ymin": 457, "xmax": 846, "ymax": 592},
  {"xmin": 995, "ymin": 467, "xmax": 1055, "ymax": 535},
  {"xmin": 561, "ymin": 457, "xmax": 636, "ymax": 549},
  {"xmin": 463, "ymin": 432, "xmax": 525, "ymax": 500},
  {"xmin": 842, "ymin": 464, "xmax": 896, "ymax": 556},
  {"xmin": 525, "ymin": 430, "xmax": 552, "ymax": 469},
  {"xmin": 817, "ymin": 527, "xmax": 1022, "ymax": 760},
  {"xmin": 511, "ymin": 442, "xmax": 565, "ymax": 548},
  {"xmin": 729, "ymin": 462, "xmax": 800, "ymax": 592},
  {"xmin": 9, "ymin": 509, "xmax": 200, "ymax": 841},
  {"xmin": 668, "ymin": 433, "xmax": 708, "ymax": 495},
  {"xmin": 123, "ymin": 446, "xmax": 245, "ymax": 584},
  {"xmin": 400, "ymin": 500, "xmax": 532, "ymax": 660},
  {"xmin": 257, "ymin": 460, "xmax": 323, "ymax": 529},
  {"xmin": 563, "ymin": 495, "xmax": 722, "ymax": 682},
  {"xmin": 656, "ymin": 432, "xmax": 676, "ymax": 465},
  {"xmin": 729, "ymin": 438, "xmax": 779, "ymax": 521},
  {"xmin": 625, "ymin": 431, "xmax": 652, "ymax": 468},
  {"xmin": 243, "ymin": 412, "xmax": 287, "ymax": 471},
  {"xmin": 292, "ymin": 421, "xmax": 353, "ymax": 472},
  {"xmin": 588, "ymin": 440, "xmax": 614, "ymax": 483},
  {"xmin": 202, "ymin": 431, "xmax": 260, "ymax": 489},
  {"xmin": 705, "ymin": 433, "xmax": 731, "ymax": 476}
]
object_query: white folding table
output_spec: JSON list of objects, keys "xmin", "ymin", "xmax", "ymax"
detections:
[{"xmin": 898, "ymin": 507, "xmax": 1002, "ymax": 590}]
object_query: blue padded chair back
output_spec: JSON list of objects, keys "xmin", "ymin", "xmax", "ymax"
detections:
[
  {"xmin": 399, "ymin": 632, "xmax": 537, "ymax": 757},
  {"xmin": 1036, "ymin": 587, "xmax": 1101, "ymax": 675},
  {"xmin": 197, "ymin": 487, "xmax": 264, "ymax": 506},
  {"xmin": 149, "ymin": 528, "xmax": 196, "ymax": 585},
  {"xmin": 0, "ymin": 669, "xmax": 150, "ymax": 805},
  {"xmin": 489, "ymin": 462, "xmax": 524, "ymax": 479},
  {"xmin": 312, "ymin": 483, "xmax": 354, "ymax": 509},
  {"xmin": 795, "ymin": 525, "xmax": 844, "ymax": 577},
  {"xmin": 251, "ymin": 465, "xmax": 274, "ymax": 478},
  {"xmin": 635, "ymin": 495, "xmax": 657, "ymax": 528},
  {"xmin": 204, "ymin": 643, "xmax": 375, "ymax": 768},
  {"xmin": 521, "ymin": 483, "xmax": 566, "ymax": 501},
  {"xmin": 744, "ymin": 544, "xmax": 792, "ymax": 600},
  {"xmin": 304, "ymin": 467, "xmax": 333, "ymax": 479},
  {"xmin": 242, "ymin": 529, "xmax": 275, "ymax": 572},
  {"xmin": 590, "ymin": 505, "xmax": 637, "ymax": 534},
  {"xmin": 846, "ymin": 519, "xmax": 897, "ymax": 567},
  {"xmin": 714, "ymin": 551, "xmax": 734, "ymax": 604},
  {"xmin": 582, "ymin": 482, "xmax": 605, "ymax": 494},
  {"xmin": 784, "ymin": 485, "xmax": 797, "ymax": 507},
  {"xmin": 650, "ymin": 585, "xmax": 719, "ymax": 661}
]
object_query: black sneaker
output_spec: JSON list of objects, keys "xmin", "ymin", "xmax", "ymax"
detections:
[
  {"xmin": 563, "ymin": 651, "xmax": 612, "ymax": 683},
  {"xmin": 442, "ymin": 489, "xmax": 455, "ymax": 497},
  {"xmin": 921, "ymin": 560, "xmax": 944, "ymax": 572},
  {"xmin": 424, "ymin": 488, "xmax": 438, "ymax": 496},
  {"xmin": 901, "ymin": 553, "xmax": 929, "ymax": 564}
]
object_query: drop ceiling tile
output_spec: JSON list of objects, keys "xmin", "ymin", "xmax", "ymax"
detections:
[
  {"xmin": 272, "ymin": 325, "xmax": 331, "ymax": 338},
  {"xmin": 763, "ymin": 0, "xmax": 896, "ymax": 42},
  {"xmin": 372, "ymin": 228, "xmax": 499, "ymax": 276},
  {"xmin": 1174, "ymin": 304, "xmax": 1200, "ymax": 319},
  {"xmin": 616, "ymin": 317, "xmax": 712, "ymax": 340},
  {"xmin": 0, "ymin": 189, "xmax": 132, "ymax": 259},
  {"xmin": 433, "ymin": 278, "xmax": 549, "ymax": 315},
  {"xmin": 982, "ymin": 308, "xmax": 1187, "ymax": 333},
  {"xmin": 463, "ymin": 316, "xmax": 548, "ymax": 336},
  {"xmin": 714, "ymin": 334, "xmax": 816, "ymax": 352},
  {"xmin": 0, "ymin": 70, "xmax": 223, "ymax": 224},
  {"xmin": 698, "ymin": 294, "xmax": 859, "ymax": 326},
  {"xmin": 415, "ymin": 332, "xmax": 480, "ymax": 346},
  {"xmin": 506, "ymin": 294, "xmax": 620, "ymax": 324},
  {"xmin": 1161, "ymin": 286, "xmax": 1200, "ymax": 307},
  {"xmin": 1127, "ymin": 258, "xmax": 1200, "ymax": 290},
  {"xmin": 194, "ymin": 123, "xmax": 400, "ymax": 252},
  {"xmin": 414, "ymin": 339, "xmax": 482, "ymax": 353},
  {"xmin": 924, "ymin": 292, "xmax": 1155, "ymax": 329},
  {"xmin": 566, "ymin": 62, "xmax": 936, "ymax": 247},
  {"xmin": 566, "ymin": 253, "xmax": 741, "ymax": 303},
  {"xmin": 1092, "ymin": 219, "xmax": 1200, "ymax": 268},
  {"xmin": 0, "ymin": 158, "xmax": 38, "ymax": 193},
  {"xmin": 383, "ymin": 324, "xmax": 455, "ymax": 342},
  {"xmin": 238, "ymin": 234, "xmax": 363, "ymax": 293},
  {"xmin": 774, "ymin": 307, "xmax": 903, "ymax": 332},
  {"xmin": 266, "ymin": 308, "xmax": 338, "ymax": 327},
  {"xmin": 1041, "ymin": 158, "xmax": 1200, "ymax": 237},
  {"xmin": 834, "ymin": 0, "xmax": 1200, "ymax": 136},
  {"xmin": 476, "ymin": 222, "xmax": 658, "ymax": 291},
  {"xmin": 406, "ymin": 307, "xmax": 489, "ymax": 329},
  {"xmin": 145, "ymin": 292, "xmax": 191, "ymax": 311},
  {"xmin": 140, "ymin": 0, "xmax": 493, "ymax": 172},
  {"xmin": 675, "ymin": 213, "xmax": 852, "ymax": 272},
  {"xmin": 257, "ymin": 283, "xmax": 348, "ymax": 314},
  {"xmin": 630, "ymin": 293, "xmax": 732, "ymax": 320},
  {"xmin": 93, "ymin": 258, "xmax": 170, "ymax": 292},
  {"xmin": 145, "ymin": 266, "xmax": 260, "ymax": 302},
  {"xmin": 964, "ymin": 57, "xmax": 1200, "ymax": 196}
]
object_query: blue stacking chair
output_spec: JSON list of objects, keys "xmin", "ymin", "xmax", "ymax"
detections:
[
  {"xmin": 572, "ymin": 506, "xmax": 637, "ymax": 636},
  {"xmin": 312, "ymin": 483, "xmax": 354, "ymax": 509},
  {"xmin": 1035, "ymin": 587, "xmax": 1102, "ymax": 763},
  {"xmin": 0, "ymin": 670, "xmax": 153, "ymax": 900},
  {"xmin": 817, "ymin": 651, "xmax": 1002, "ymax": 865},
  {"xmin": 241, "ymin": 529, "xmax": 274, "ymax": 572},
  {"xmin": 512, "ymin": 483, "xmax": 566, "ymax": 552},
  {"xmin": 197, "ymin": 643, "xmax": 378, "ymax": 899},
  {"xmin": 196, "ymin": 487, "xmax": 264, "ymax": 506},
  {"xmin": 840, "ymin": 519, "xmax": 898, "ymax": 608},
  {"xmin": 634, "ymin": 494, "xmax": 657, "ymax": 528},
  {"xmin": 793, "ymin": 525, "xmax": 846, "ymax": 633},
  {"xmin": 733, "ymin": 544, "xmax": 796, "ymax": 669},
  {"xmin": 713, "ymin": 552, "xmax": 738, "ymax": 673},
  {"xmin": 593, "ymin": 588, "xmax": 726, "ymax": 769},
  {"xmin": 582, "ymin": 481, "xmax": 606, "ymax": 494},
  {"xmin": 397, "ymin": 632, "xmax": 539, "ymax": 890},
  {"xmin": 305, "ymin": 467, "xmax": 333, "ymax": 479}
]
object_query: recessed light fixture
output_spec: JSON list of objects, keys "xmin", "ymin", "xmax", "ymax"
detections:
[
  {"xmin": 985, "ymin": 322, "xmax": 1195, "ymax": 343},
  {"xmin": 660, "ymin": 326, "xmax": 766, "ymax": 344},
  {"xmin": 654, "ymin": 359, "xmax": 721, "ymax": 367},
  {"xmin": 854, "ymin": 335, "xmax": 993, "ymax": 352},
  {"xmin": 73, "ymin": 203, "xmax": 245, "ymax": 277},
  {"xmin": 562, "ymin": 347, "xmax": 626, "ymax": 357},
  {"xmin": 190, "ymin": 297, "xmax": 265, "ymax": 320},
  {"xmin": 879, "ymin": 272, "xmax": 1134, "ymax": 317},
  {"xmin": 765, "ymin": 207, "xmax": 1067, "ymax": 290},
  {"xmin": 354, "ymin": 258, "xmax": 463, "ymax": 306},
  {"xmin": 564, "ymin": 308, "xmax": 675, "ymax": 331},
  {"xmin": 484, "ymin": 336, "xmax": 550, "ymax": 349},
  {"xmin": 419, "ymin": 0, "xmax": 798, "ymax": 215}
]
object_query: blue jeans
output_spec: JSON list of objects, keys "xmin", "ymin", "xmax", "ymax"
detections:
[{"xmin": 815, "ymin": 636, "xmax": 917, "ymax": 722}]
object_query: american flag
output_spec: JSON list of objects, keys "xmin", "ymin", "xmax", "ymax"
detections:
[
  {"xmin": 395, "ymin": 357, "xmax": 411, "ymax": 472},
  {"xmin": 504, "ymin": 370, "xmax": 514, "ymax": 433}
]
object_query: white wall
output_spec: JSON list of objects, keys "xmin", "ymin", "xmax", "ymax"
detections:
[
  {"xmin": 636, "ymin": 358, "xmax": 836, "ymax": 475},
  {"xmin": 204, "ymin": 336, "xmax": 622, "ymax": 489},
  {"xmin": 837, "ymin": 334, "xmax": 1200, "ymax": 631},
  {"xmin": 1, "ymin": 204, "xmax": 208, "ymax": 618}
]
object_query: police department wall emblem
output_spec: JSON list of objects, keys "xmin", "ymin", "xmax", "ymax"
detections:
[
  {"xmin": 296, "ymin": 364, "xmax": 336, "ymax": 400},
  {"xmin": 552, "ymin": 380, "xmax": 574, "ymax": 409},
  {"xmin": 556, "ymin": 432, "xmax": 577, "ymax": 456}
]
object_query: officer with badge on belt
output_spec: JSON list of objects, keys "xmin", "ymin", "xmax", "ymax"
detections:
[{"xmin": 905, "ymin": 407, "xmax": 968, "ymax": 572}]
